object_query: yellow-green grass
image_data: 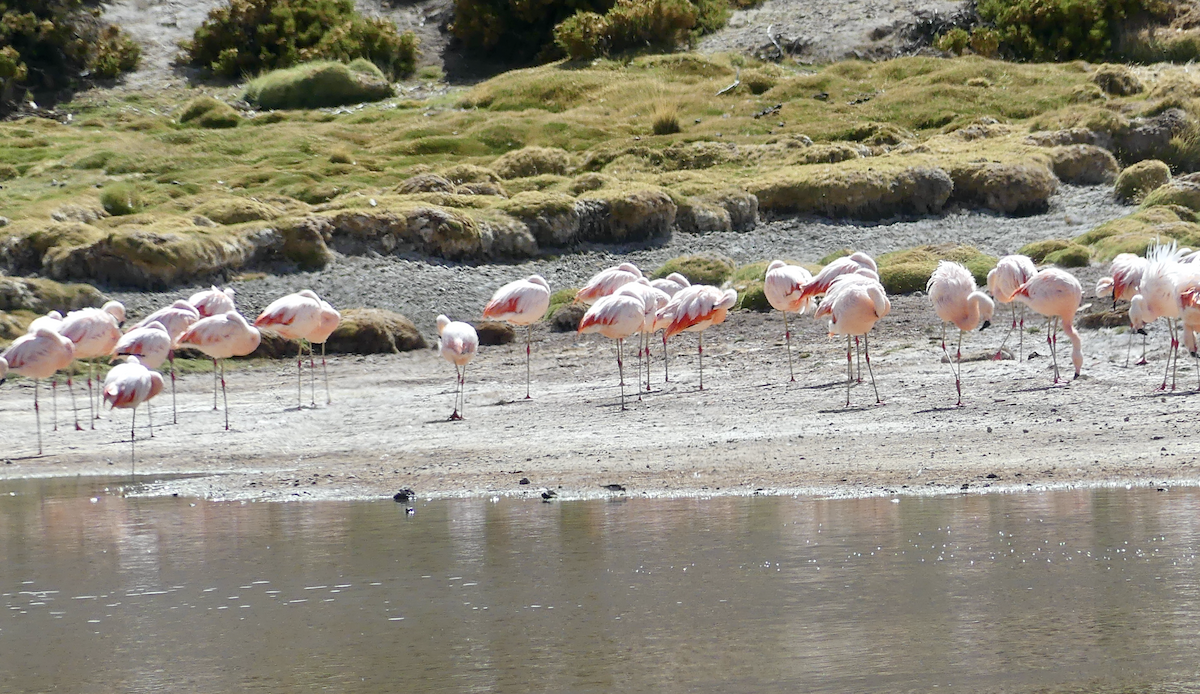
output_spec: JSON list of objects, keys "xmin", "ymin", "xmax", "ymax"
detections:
[
  {"xmin": 653, "ymin": 253, "xmax": 734, "ymax": 285},
  {"xmin": 0, "ymin": 54, "xmax": 1193, "ymax": 286},
  {"xmin": 876, "ymin": 245, "xmax": 997, "ymax": 295},
  {"xmin": 1072, "ymin": 204, "xmax": 1200, "ymax": 261}
]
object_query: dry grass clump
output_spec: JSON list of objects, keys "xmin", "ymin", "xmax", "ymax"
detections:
[
  {"xmin": 325, "ymin": 308, "xmax": 427, "ymax": 353},
  {"xmin": 99, "ymin": 183, "xmax": 144, "ymax": 216},
  {"xmin": 178, "ymin": 96, "xmax": 240, "ymax": 129},
  {"xmin": 651, "ymin": 104, "xmax": 682, "ymax": 135},
  {"xmin": 1092, "ymin": 65, "xmax": 1143, "ymax": 96},
  {"xmin": 1140, "ymin": 175, "xmax": 1200, "ymax": 211},
  {"xmin": 243, "ymin": 61, "xmax": 393, "ymax": 110},
  {"xmin": 0, "ymin": 276, "xmax": 108, "ymax": 314},
  {"xmin": 492, "ymin": 147, "xmax": 573, "ymax": 179}
]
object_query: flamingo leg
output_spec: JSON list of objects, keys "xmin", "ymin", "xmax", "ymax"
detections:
[
  {"xmin": 296, "ymin": 341, "xmax": 304, "ymax": 409},
  {"xmin": 220, "ymin": 359, "xmax": 229, "ymax": 431},
  {"xmin": 645, "ymin": 332, "xmax": 652, "ymax": 392},
  {"xmin": 855, "ymin": 335, "xmax": 863, "ymax": 383},
  {"xmin": 67, "ymin": 372, "xmax": 80, "ymax": 431},
  {"xmin": 34, "ymin": 378, "xmax": 42, "ymax": 456},
  {"xmin": 662, "ymin": 333, "xmax": 670, "ymax": 383},
  {"xmin": 783, "ymin": 312, "xmax": 795, "ymax": 382},
  {"xmin": 698, "ymin": 332, "xmax": 704, "ymax": 392},
  {"xmin": 448, "ymin": 364, "xmax": 460, "ymax": 420},
  {"xmin": 1124, "ymin": 324, "xmax": 1133, "ymax": 368},
  {"xmin": 87, "ymin": 361, "xmax": 96, "ymax": 428},
  {"xmin": 1172, "ymin": 319, "xmax": 1180, "ymax": 390},
  {"xmin": 308, "ymin": 340, "xmax": 317, "ymax": 407},
  {"xmin": 169, "ymin": 351, "xmax": 178, "ymax": 424},
  {"xmin": 845, "ymin": 334, "xmax": 853, "ymax": 407},
  {"xmin": 636, "ymin": 332, "xmax": 644, "ymax": 402},
  {"xmin": 1138, "ymin": 330, "xmax": 1148, "ymax": 366},
  {"xmin": 864, "ymin": 333, "xmax": 880, "ymax": 404},
  {"xmin": 525, "ymin": 325, "xmax": 532, "ymax": 400},
  {"xmin": 212, "ymin": 359, "xmax": 219, "ymax": 411},
  {"xmin": 51, "ymin": 376, "xmax": 58, "ymax": 432},
  {"xmin": 322, "ymin": 342, "xmax": 331, "ymax": 405},
  {"xmin": 994, "ymin": 304, "xmax": 1016, "ymax": 360},
  {"xmin": 617, "ymin": 337, "xmax": 626, "ymax": 411},
  {"xmin": 955, "ymin": 329, "xmax": 964, "ymax": 406},
  {"xmin": 1018, "ymin": 305, "xmax": 1026, "ymax": 362},
  {"xmin": 147, "ymin": 400, "xmax": 153, "ymax": 438},
  {"xmin": 1049, "ymin": 317, "xmax": 1061, "ymax": 383},
  {"xmin": 939, "ymin": 322, "xmax": 960, "ymax": 402},
  {"xmin": 1160, "ymin": 320, "xmax": 1174, "ymax": 390},
  {"xmin": 130, "ymin": 406, "xmax": 137, "ymax": 476}
]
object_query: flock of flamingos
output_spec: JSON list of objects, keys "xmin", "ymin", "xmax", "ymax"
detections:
[{"xmin": 1, "ymin": 241, "xmax": 1198, "ymax": 464}]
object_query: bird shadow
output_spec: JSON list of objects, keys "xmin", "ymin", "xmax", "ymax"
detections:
[
  {"xmin": 423, "ymin": 417, "xmax": 465, "ymax": 425},
  {"xmin": 800, "ymin": 380, "xmax": 848, "ymax": 391},
  {"xmin": 1008, "ymin": 383, "xmax": 1073, "ymax": 394},
  {"xmin": 1135, "ymin": 388, "xmax": 1199, "ymax": 399},
  {"xmin": 913, "ymin": 405, "xmax": 965, "ymax": 414},
  {"xmin": 817, "ymin": 403, "xmax": 884, "ymax": 414},
  {"xmin": 5, "ymin": 453, "xmax": 44, "ymax": 462}
]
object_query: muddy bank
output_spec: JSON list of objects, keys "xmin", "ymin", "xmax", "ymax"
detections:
[
  {"xmin": 1, "ymin": 286, "xmax": 1197, "ymax": 502},
  {"xmin": 110, "ymin": 184, "xmax": 1129, "ymax": 337}
]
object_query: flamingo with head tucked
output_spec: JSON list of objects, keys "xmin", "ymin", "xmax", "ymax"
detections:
[
  {"xmin": 659, "ymin": 285, "xmax": 738, "ymax": 391},
  {"xmin": 575, "ymin": 263, "xmax": 642, "ymax": 305},
  {"xmin": 103, "ymin": 356, "xmax": 164, "ymax": 471},
  {"xmin": 649, "ymin": 273, "xmax": 690, "ymax": 297},
  {"xmin": 764, "ymin": 260, "xmax": 814, "ymax": 382},
  {"xmin": 579, "ymin": 291, "xmax": 646, "ymax": 410},
  {"xmin": 614, "ymin": 279, "xmax": 669, "ymax": 394},
  {"xmin": 254, "ymin": 290, "xmax": 325, "ymax": 409},
  {"xmin": 24, "ymin": 310, "xmax": 69, "ymax": 430},
  {"xmin": 929, "ymin": 261, "xmax": 994, "ymax": 406},
  {"xmin": 188, "ymin": 286, "xmax": 236, "ymax": 318},
  {"xmin": 987, "ymin": 254, "xmax": 1036, "ymax": 361},
  {"xmin": 0, "ymin": 328, "xmax": 76, "ymax": 455},
  {"xmin": 814, "ymin": 275, "xmax": 890, "ymax": 406},
  {"xmin": 60, "ymin": 300, "xmax": 125, "ymax": 429},
  {"xmin": 482, "ymin": 275, "xmax": 551, "ymax": 399},
  {"xmin": 1013, "ymin": 267, "xmax": 1084, "ymax": 384},
  {"xmin": 134, "ymin": 300, "xmax": 199, "ymax": 423},
  {"xmin": 178, "ymin": 311, "xmax": 261, "ymax": 430},
  {"xmin": 306, "ymin": 298, "xmax": 341, "ymax": 405}
]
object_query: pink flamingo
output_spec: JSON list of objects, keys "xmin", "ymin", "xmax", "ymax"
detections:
[
  {"xmin": 764, "ymin": 260, "xmax": 814, "ymax": 381},
  {"xmin": 1096, "ymin": 253, "xmax": 1151, "ymax": 366},
  {"xmin": 575, "ymin": 263, "xmax": 642, "ymax": 305},
  {"xmin": 113, "ymin": 321, "xmax": 171, "ymax": 434},
  {"xmin": 1129, "ymin": 243, "xmax": 1192, "ymax": 389},
  {"xmin": 24, "ymin": 311, "xmax": 68, "ymax": 430},
  {"xmin": 189, "ymin": 286, "xmax": 236, "ymax": 318},
  {"xmin": 134, "ymin": 300, "xmax": 199, "ymax": 423},
  {"xmin": 614, "ymin": 279, "xmax": 669, "ymax": 394},
  {"xmin": 0, "ymin": 328, "xmax": 76, "ymax": 454},
  {"xmin": 659, "ymin": 285, "xmax": 738, "ymax": 391},
  {"xmin": 928, "ymin": 261, "xmax": 994, "ymax": 406},
  {"xmin": 306, "ymin": 298, "xmax": 341, "ymax": 405},
  {"xmin": 59, "ymin": 301, "xmax": 125, "ymax": 429},
  {"xmin": 103, "ymin": 356, "xmax": 164, "ymax": 470},
  {"xmin": 650, "ymin": 272, "xmax": 690, "ymax": 297},
  {"xmin": 793, "ymin": 252, "xmax": 879, "ymax": 306},
  {"xmin": 814, "ymin": 275, "xmax": 890, "ymax": 406},
  {"xmin": 436, "ymin": 315, "xmax": 479, "ymax": 420},
  {"xmin": 579, "ymin": 291, "xmax": 646, "ymax": 410},
  {"xmin": 178, "ymin": 312, "xmax": 261, "ymax": 430},
  {"xmin": 254, "ymin": 290, "xmax": 325, "ymax": 408},
  {"xmin": 482, "ymin": 275, "xmax": 552, "ymax": 399},
  {"xmin": 647, "ymin": 274, "xmax": 691, "ymax": 383},
  {"xmin": 1179, "ymin": 285, "xmax": 1200, "ymax": 390},
  {"xmin": 987, "ymin": 254, "xmax": 1036, "ymax": 360},
  {"xmin": 1013, "ymin": 267, "xmax": 1084, "ymax": 383}
]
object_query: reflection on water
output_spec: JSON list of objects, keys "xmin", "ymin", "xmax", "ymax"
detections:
[{"xmin": 3, "ymin": 478, "xmax": 1200, "ymax": 693}]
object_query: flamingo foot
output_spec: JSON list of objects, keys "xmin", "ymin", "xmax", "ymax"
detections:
[
  {"xmin": 1136, "ymin": 359, "xmax": 1149, "ymax": 366},
  {"xmin": 449, "ymin": 411, "xmax": 463, "ymax": 421}
]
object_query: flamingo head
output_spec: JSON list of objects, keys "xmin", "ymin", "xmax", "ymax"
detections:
[
  {"xmin": 436, "ymin": 314, "xmax": 450, "ymax": 335},
  {"xmin": 103, "ymin": 301, "xmax": 126, "ymax": 327}
]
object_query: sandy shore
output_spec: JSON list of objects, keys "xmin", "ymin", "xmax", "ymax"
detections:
[{"xmin": 3, "ymin": 286, "xmax": 1199, "ymax": 503}]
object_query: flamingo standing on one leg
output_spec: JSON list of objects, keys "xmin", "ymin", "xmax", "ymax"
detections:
[
  {"xmin": 649, "ymin": 273, "xmax": 690, "ymax": 383},
  {"xmin": 1096, "ymin": 253, "xmax": 1150, "ymax": 367},
  {"xmin": 579, "ymin": 292, "xmax": 646, "ymax": 410},
  {"xmin": 0, "ymin": 328, "xmax": 76, "ymax": 455},
  {"xmin": 24, "ymin": 311, "xmax": 67, "ymax": 430},
  {"xmin": 112, "ymin": 321, "xmax": 171, "ymax": 436},
  {"xmin": 254, "ymin": 290, "xmax": 324, "ymax": 409},
  {"xmin": 436, "ymin": 315, "xmax": 479, "ymax": 420},
  {"xmin": 987, "ymin": 254, "xmax": 1036, "ymax": 361},
  {"xmin": 659, "ymin": 285, "xmax": 738, "ymax": 391},
  {"xmin": 177, "ymin": 311, "xmax": 261, "ymax": 431},
  {"xmin": 482, "ymin": 275, "xmax": 551, "ymax": 399},
  {"xmin": 59, "ymin": 301, "xmax": 125, "ymax": 429},
  {"xmin": 764, "ymin": 260, "xmax": 814, "ymax": 382},
  {"xmin": 613, "ymin": 280, "xmax": 669, "ymax": 395},
  {"xmin": 133, "ymin": 300, "xmax": 199, "ymax": 423},
  {"xmin": 188, "ymin": 286, "xmax": 236, "ymax": 318},
  {"xmin": 103, "ymin": 356, "xmax": 164, "ymax": 472},
  {"xmin": 928, "ymin": 261, "xmax": 994, "ymax": 406},
  {"xmin": 305, "ymin": 298, "xmax": 341, "ymax": 405},
  {"xmin": 1012, "ymin": 268, "xmax": 1084, "ymax": 384},
  {"xmin": 1129, "ymin": 242, "xmax": 1191, "ymax": 390},
  {"xmin": 794, "ymin": 252, "xmax": 879, "ymax": 380},
  {"xmin": 813, "ymin": 275, "xmax": 890, "ymax": 406},
  {"xmin": 575, "ymin": 263, "xmax": 643, "ymax": 305}
]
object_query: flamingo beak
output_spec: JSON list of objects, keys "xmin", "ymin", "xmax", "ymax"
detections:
[{"xmin": 980, "ymin": 320, "xmax": 991, "ymax": 331}]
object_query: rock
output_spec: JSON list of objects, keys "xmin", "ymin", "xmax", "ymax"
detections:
[
  {"xmin": 474, "ymin": 320, "xmax": 515, "ymax": 345},
  {"xmin": 1078, "ymin": 309, "xmax": 1129, "ymax": 329},
  {"xmin": 677, "ymin": 191, "xmax": 759, "ymax": 233},
  {"xmin": 751, "ymin": 165, "xmax": 953, "ymax": 219},
  {"xmin": 1115, "ymin": 160, "xmax": 1172, "ymax": 203},
  {"xmin": 1115, "ymin": 108, "xmax": 1192, "ymax": 163},
  {"xmin": 327, "ymin": 308, "xmax": 426, "ymax": 353},
  {"xmin": 50, "ymin": 204, "xmax": 107, "ymax": 224},
  {"xmin": 393, "ymin": 488, "xmax": 415, "ymax": 502},
  {"xmin": 499, "ymin": 192, "xmax": 579, "ymax": 246},
  {"xmin": 0, "ymin": 217, "xmax": 9, "ymax": 228},
  {"xmin": 602, "ymin": 483, "xmax": 626, "ymax": 491},
  {"xmin": 397, "ymin": 174, "xmax": 455, "ymax": 195},
  {"xmin": 576, "ymin": 188, "xmax": 676, "ymax": 243},
  {"xmin": 1025, "ymin": 128, "xmax": 1112, "ymax": 150},
  {"xmin": 1092, "ymin": 64, "xmax": 1144, "ymax": 96},
  {"xmin": 519, "ymin": 477, "xmax": 530, "ymax": 485},
  {"xmin": 1050, "ymin": 145, "xmax": 1119, "ymax": 185},
  {"xmin": 455, "ymin": 182, "xmax": 507, "ymax": 197},
  {"xmin": 948, "ymin": 162, "xmax": 1057, "ymax": 216},
  {"xmin": 549, "ymin": 303, "xmax": 585, "ymax": 332},
  {"xmin": 492, "ymin": 146, "xmax": 573, "ymax": 179}
]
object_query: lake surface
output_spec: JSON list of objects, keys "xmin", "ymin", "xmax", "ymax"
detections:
[{"xmin": 3, "ymin": 478, "xmax": 1200, "ymax": 693}]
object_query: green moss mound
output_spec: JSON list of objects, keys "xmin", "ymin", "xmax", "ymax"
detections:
[
  {"xmin": 1140, "ymin": 176, "xmax": 1200, "ymax": 212},
  {"xmin": 244, "ymin": 61, "xmax": 393, "ymax": 110},
  {"xmin": 1114, "ymin": 160, "xmax": 1171, "ymax": 202},
  {"xmin": 0, "ymin": 276, "xmax": 108, "ymax": 315},
  {"xmin": 325, "ymin": 308, "xmax": 426, "ymax": 353},
  {"xmin": 1074, "ymin": 205, "xmax": 1200, "ymax": 261},
  {"xmin": 183, "ymin": 0, "xmax": 417, "ymax": 79},
  {"xmin": 99, "ymin": 183, "xmax": 145, "ymax": 216},
  {"xmin": 653, "ymin": 253, "xmax": 734, "ymax": 286},
  {"xmin": 1044, "ymin": 244, "xmax": 1091, "ymax": 267},
  {"xmin": 178, "ymin": 96, "xmax": 240, "ymax": 129},
  {"xmin": 492, "ymin": 147, "xmax": 573, "ymax": 179},
  {"xmin": 1018, "ymin": 239, "xmax": 1072, "ymax": 263},
  {"xmin": 877, "ymin": 244, "xmax": 997, "ymax": 295},
  {"xmin": 733, "ymin": 280, "xmax": 770, "ymax": 311}
]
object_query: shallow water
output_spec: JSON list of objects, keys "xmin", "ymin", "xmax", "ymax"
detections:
[{"xmin": 3, "ymin": 478, "xmax": 1200, "ymax": 693}]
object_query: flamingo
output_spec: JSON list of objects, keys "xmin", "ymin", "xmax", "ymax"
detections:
[
  {"xmin": 0, "ymin": 328, "xmax": 76, "ymax": 455},
  {"xmin": 189, "ymin": 286, "xmax": 236, "ymax": 318},
  {"xmin": 178, "ymin": 311, "xmax": 261, "ymax": 430},
  {"xmin": 1129, "ymin": 242, "xmax": 1193, "ymax": 389},
  {"xmin": 1096, "ymin": 253, "xmax": 1150, "ymax": 366},
  {"xmin": 482, "ymin": 275, "xmax": 551, "ymax": 399},
  {"xmin": 649, "ymin": 272, "xmax": 690, "ymax": 297},
  {"xmin": 1012, "ymin": 267, "xmax": 1084, "ymax": 383},
  {"xmin": 987, "ymin": 254, "xmax": 1036, "ymax": 361},
  {"xmin": 103, "ymin": 356, "xmax": 164, "ymax": 471},
  {"xmin": 794, "ymin": 252, "xmax": 879, "ymax": 379},
  {"xmin": 59, "ymin": 300, "xmax": 125, "ymax": 429},
  {"xmin": 814, "ymin": 275, "xmax": 890, "ymax": 406},
  {"xmin": 436, "ymin": 315, "xmax": 479, "ymax": 420},
  {"xmin": 24, "ymin": 310, "xmax": 67, "ymax": 430},
  {"xmin": 659, "ymin": 285, "xmax": 738, "ymax": 391},
  {"xmin": 112, "ymin": 321, "xmax": 171, "ymax": 435},
  {"xmin": 614, "ymin": 279, "xmax": 669, "ymax": 394},
  {"xmin": 575, "ymin": 263, "xmax": 642, "ymax": 305},
  {"xmin": 306, "ymin": 298, "xmax": 341, "ymax": 405},
  {"xmin": 134, "ymin": 300, "xmax": 199, "ymax": 423},
  {"xmin": 254, "ymin": 290, "xmax": 325, "ymax": 409},
  {"xmin": 579, "ymin": 291, "xmax": 646, "ymax": 409},
  {"xmin": 928, "ymin": 261, "xmax": 994, "ymax": 406},
  {"xmin": 0, "ymin": 356, "xmax": 6, "ymax": 385},
  {"xmin": 1179, "ymin": 285, "xmax": 1200, "ymax": 390},
  {"xmin": 764, "ymin": 260, "xmax": 814, "ymax": 382}
]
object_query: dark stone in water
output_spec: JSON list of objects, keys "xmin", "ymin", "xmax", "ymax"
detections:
[
  {"xmin": 603, "ymin": 484, "xmax": 625, "ymax": 492},
  {"xmin": 393, "ymin": 489, "xmax": 415, "ymax": 502},
  {"xmin": 541, "ymin": 490, "xmax": 557, "ymax": 501}
]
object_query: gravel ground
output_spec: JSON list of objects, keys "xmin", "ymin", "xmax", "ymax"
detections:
[{"xmin": 110, "ymin": 184, "xmax": 1131, "ymax": 338}]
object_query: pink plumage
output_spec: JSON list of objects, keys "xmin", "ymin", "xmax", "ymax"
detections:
[
  {"xmin": 575, "ymin": 263, "xmax": 643, "ymax": 305},
  {"xmin": 103, "ymin": 357, "xmax": 164, "ymax": 410},
  {"xmin": 113, "ymin": 321, "xmax": 172, "ymax": 370},
  {"xmin": 0, "ymin": 327, "xmax": 76, "ymax": 454},
  {"xmin": 254, "ymin": 290, "xmax": 323, "ymax": 340},
  {"xmin": 483, "ymin": 275, "xmax": 551, "ymax": 325},
  {"xmin": 660, "ymin": 285, "xmax": 737, "ymax": 339},
  {"xmin": 814, "ymin": 275, "xmax": 890, "ymax": 406},
  {"xmin": 1014, "ymin": 267, "xmax": 1084, "ymax": 382},
  {"xmin": 189, "ymin": 286, "xmax": 236, "ymax": 318},
  {"xmin": 795, "ymin": 252, "xmax": 878, "ymax": 304},
  {"xmin": 178, "ymin": 311, "xmax": 260, "ymax": 431},
  {"xmin": 135, "ymin": 300, "xmax": 199, "ymax": 345},
  {"xmin": 436, "ymin": 314, "xmax": 479, "ymax": 420},
  {"xmin": 579, "ymin": 292, "xmax": 647, "ymax": 409},
  {"xmin": 60, "ymin": 302, "xmax": 124, "ymax": 359}
]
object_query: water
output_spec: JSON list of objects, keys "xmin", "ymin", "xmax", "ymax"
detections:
[{"xmin": 3, "ymin": 478, "xmax": 1200, "ymax": 693}]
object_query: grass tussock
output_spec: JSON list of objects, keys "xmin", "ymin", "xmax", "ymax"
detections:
[
  {"xmin": 876, "ymin": 244, "xmax": 997, "ymax": 295},
  {"xmin": 243, "ymin": 61, "xmax": 393, "ymax": 110},
  {"xmin": 653, "ymin": 253, "xmax": 734, "ymax": 286}
]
